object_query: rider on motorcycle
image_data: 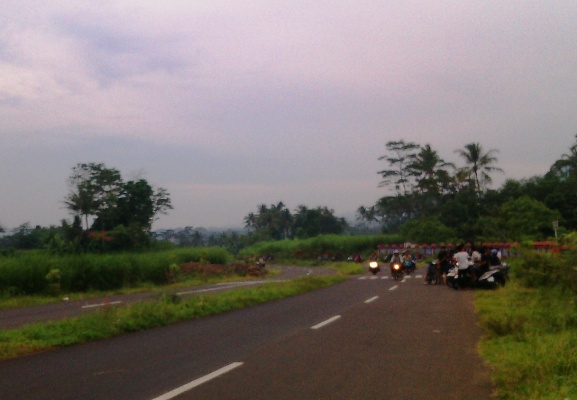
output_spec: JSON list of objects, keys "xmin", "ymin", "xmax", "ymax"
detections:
[
  {"xmin": 402, "ymin": 251, "xmax": 415, "ymax": 273},
  {"xmin": 390, "ymin": 250, "xmax": 402, "ymax": 275}
]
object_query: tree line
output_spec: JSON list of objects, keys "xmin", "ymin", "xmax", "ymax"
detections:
[
  {"xmin": 1, "ymin": 135, "xmax": 576, "ymax": 253},
  {"xmin": 356, "ymin": 137, "xmax": 577, "ymax": 244}
]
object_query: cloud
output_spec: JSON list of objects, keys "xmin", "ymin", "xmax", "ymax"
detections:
[{"xmin": 1, "ymin": 1, "xmax": 577, "ymax": 230}]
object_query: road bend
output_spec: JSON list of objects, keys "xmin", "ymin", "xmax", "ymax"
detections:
[{"xmin": 0, "ymin": 269, "xmax": 493, "ymax": 400}]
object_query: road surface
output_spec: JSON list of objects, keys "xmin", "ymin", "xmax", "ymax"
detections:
[{"xmin": 0, "ymin": 268, "xmax": 493, "ymax": 399}]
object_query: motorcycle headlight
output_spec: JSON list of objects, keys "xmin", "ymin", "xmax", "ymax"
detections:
[
  {"xmin": 393, "ymin": 263, "xmax": 401, "ymax": 270},
  {"xmin": 369, "ymin": 261, "xmax": 378, "ymax": 268}
]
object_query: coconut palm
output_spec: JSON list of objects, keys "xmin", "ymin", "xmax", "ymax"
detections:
[
  {"xmin": 407, "ymin": 144, "xmax": 455, "ymax": 196},
  {"xmin": 455, "ymin": 142, "xmax": 503, "ymax": 193}
]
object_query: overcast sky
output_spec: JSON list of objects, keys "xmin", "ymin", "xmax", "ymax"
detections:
[{"xmin": 1, "ymin": 1, "xmax": 576, "ymax": 231}]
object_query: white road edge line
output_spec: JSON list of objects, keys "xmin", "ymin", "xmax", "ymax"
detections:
[
  {"xmin": 389, "ymin": 285, "xmax": 398, "ymax": 291},
  {"xmin": 81, "ymin": 301, "xmax": 122, "ymax": 309},
  {"xmin": 150, "ymin": 362, "xmax": 244, "ymax": 400},
  {"xmin": 311, "ymin": 315, "xmax": 341, "ymax": 330}
]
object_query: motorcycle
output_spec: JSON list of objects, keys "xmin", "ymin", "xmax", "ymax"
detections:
[
  {"xmin": 477, "ymin": 263, "xmax": 509, "ymax": 288},
  {"xmin": 390, "ymin": 262, "xmax": 403, "ymax": 281},
  {"xmin": 425, "ymin": 261, "xmax": 439, "ymax": 285},
  {"xmin": 446, "ymin": 262, "xmax": 509, "ymax": 290},
  {"xmin": 369, "ymin": 261, "xmax": 380, "ymax": 275},
  {"xmin": 256, "ymin": 257, "xmax": 266, "ymax": 268},
  {"xmin": 403, "ymin": 259, "xmax": 416, "ymax": 274}
]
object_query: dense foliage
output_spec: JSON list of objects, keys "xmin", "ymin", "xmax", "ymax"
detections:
[
  {"xmin": 357, "ymin": 136, "xmax": 577, "ymax": 243},
  {"xmin": 243, "ymin": 202, "xmax": 348, "ymax": 241},
  {"xmin": 59, "ymin": 163, "xmax": 172, "ymax": 251}
]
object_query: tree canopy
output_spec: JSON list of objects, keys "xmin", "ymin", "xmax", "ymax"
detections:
[
  {"xmin": 61, "ymin": 163, "xmax": 172, "ymax": 251},
  {"xmin": 359, "ymin": 137, "xmax": 577, "ymax": 244},
  {"xmin": 244, "ymin": 202, "xmax": 347, "ymax": 241}
]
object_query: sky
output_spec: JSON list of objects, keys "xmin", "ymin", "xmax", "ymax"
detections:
[{"xmin": 1, "ymin": 1, "xmax": 577, "ymax": 231}]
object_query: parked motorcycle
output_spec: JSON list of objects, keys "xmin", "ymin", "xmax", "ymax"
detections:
[
  {"xmin": 477, "ymin": 263, "xmax": 509, "ymax": 288},
  {"xmin": 446, "ymin": 263, "xmax": 509, "ymax": 290},
  {"xmin": 391, "ymin": 262, "xmax": 403, "ymax": 281},
  {"xmin": 369, "ymin": 261, "xmax": 381, "ymax": 275},
  {"xmin": 425, "ymin": 261, "xmax": 439, "ymax": 285}
]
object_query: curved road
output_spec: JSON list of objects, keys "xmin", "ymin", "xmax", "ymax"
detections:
[
  {"xmin": 0, "ymin": 265, "xmax": 332, "ymax": 329},
  {"xmin": 0, "ymin": 267, "xmax": 493, "ymax": 399}
]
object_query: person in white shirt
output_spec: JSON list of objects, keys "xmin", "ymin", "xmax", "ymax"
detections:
[
  {"xmin": 453, "ymin": 244, "xmax": 472, "ymax": 285},
  {"xmin": 453, "ymin": 244, "xmax": 470, "ymax": 270},
  {"xmin": 471, "ymin": 246, "xmax": 482, "ymax": 266}
]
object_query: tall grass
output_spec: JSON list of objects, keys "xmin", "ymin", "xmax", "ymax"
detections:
[
  {"xmin": 239, "ymin": 234, "xmax": 401, "ymax": 261},
  {"xmin": 0, "ymin": 248, "xmax": 231, "ymax": 296},
  {"xmin": 476, "ymin": 250, "xmax": 577, "ymax": 399}
]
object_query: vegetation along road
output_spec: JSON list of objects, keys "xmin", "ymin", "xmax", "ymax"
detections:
[{"xmin": 0, "ymin": 266, "xmax": 492, "ymax": 400}]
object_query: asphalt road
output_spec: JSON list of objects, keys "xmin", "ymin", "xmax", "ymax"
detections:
[
  {"xmin": 0, "ymin": 265, "xmax": 331, "ymax": 329},
  {"xmin": 0, "ymin": 267, "xmax": 493, "ymax": 399}
]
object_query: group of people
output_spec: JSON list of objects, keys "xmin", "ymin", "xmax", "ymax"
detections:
[{"xmin": 425, "ymin": 244, "xmax": 502, "ymax": 285}]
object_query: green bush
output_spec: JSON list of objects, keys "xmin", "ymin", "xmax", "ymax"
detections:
[{"xmin": 514, "ymin": 248, "xmax": 577, "ymax": 293}]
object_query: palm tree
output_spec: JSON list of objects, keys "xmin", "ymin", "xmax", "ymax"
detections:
[
  {"xmin": 407, "ymin": 144, "xmax": 455, "ymax": 196},
  {"xmin": 455, "ymin": 143, "xmax": 503, "ymax": 193}
]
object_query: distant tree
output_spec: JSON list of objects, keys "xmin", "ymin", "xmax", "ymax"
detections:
[
  {"xmin": 293, "ymin": 206, "xmax": 347, "ymax": 239},
  {"xmin": 356, "ymin": 205, "xmax": 378, "ymax": 224},
  {"xmin": 63, "ymin": 163, "xmax": 172, "ymax": 251},
  {"xmin": 0, "ymin": 223, "xmax": 56, "ymax": 250},
  {"xmin": 378, "ymin": 140, "xmax": 420, "ymax": 195},
  {"xmin": 93, "ymin": 179, "xmax": 171, "ymax": 232},
  {"xmin": 549, "ymin": 134, "xmax": 577, "ymax": 179},
  {"xmin": 454, "ymin": 143, "xmax": 503, "ymax": 193},
  {"xmin": 243, "ymin": 202, "xmax": 292, "ymax": 240},
  {"xmin": 64, "ymin": 163, "xmax": 122, "ymax": 230}
]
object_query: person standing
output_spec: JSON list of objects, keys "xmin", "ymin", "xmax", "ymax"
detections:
[
  {"xmin": 436, "ymin": 245, "xmax": 451, "ymax": 284},
  {"xmin": 453, "ymin": 244, "xmax": 471, "ymax": 285}
]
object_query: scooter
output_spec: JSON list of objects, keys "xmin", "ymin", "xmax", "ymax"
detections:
[
  {"xmin": 403, "ymin": 259, "xmax": 416, "ymax": 274},
  {"xmin": 447, "ymin": 263, "xmax": 509, "ymax": 290},
  {"xmin": 369, "ymin": 261, "xmax": 380, "ymax": 275},
  {"xmin": 477, "ymin": 263, "xmax": 509, "ymax": 288},
  {"xmin": 391, "ymin": 262, "xmax": 403, "ymax": 281}
]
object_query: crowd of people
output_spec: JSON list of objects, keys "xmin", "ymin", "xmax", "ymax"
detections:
[{"xmin": 425, "ymin": 244, "xmax": 502, "ymax": 285}]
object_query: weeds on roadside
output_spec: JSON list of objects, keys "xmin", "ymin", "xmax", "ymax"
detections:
[{"xmin": 476, "ymin": 269, "xmax": 577, "ymax": 399}]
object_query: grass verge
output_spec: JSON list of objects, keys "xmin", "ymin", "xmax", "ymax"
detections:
[
  {"xmin": 0, "ymin": 275, "xmax": 346, "ymax": 360},
  {"xmin": 476, "ymin": 281, "xmax": 577, "ymax": 399}
]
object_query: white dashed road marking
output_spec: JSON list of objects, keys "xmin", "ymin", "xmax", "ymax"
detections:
[
  {"xmin": 311, "ymin": 315, "xmax": 341, "ymax": 330},
  {"xmin": 151, "ymin": 362, "xmax": 244, "ymax": 400}
]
